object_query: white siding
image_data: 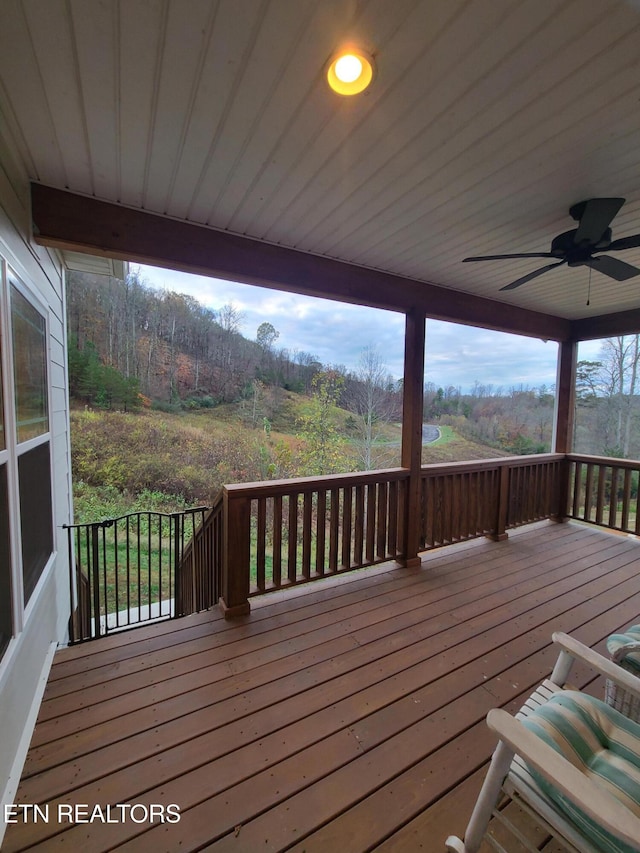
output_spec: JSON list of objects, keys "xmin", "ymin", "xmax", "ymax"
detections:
[{"xmin": 0, "ymin": 121, "xmax": 72, "ymax": 822}]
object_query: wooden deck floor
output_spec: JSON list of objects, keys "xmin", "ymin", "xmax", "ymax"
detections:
[{"xmin": 5, "ymin": 520, "xmax": 640, "ymax": 852}]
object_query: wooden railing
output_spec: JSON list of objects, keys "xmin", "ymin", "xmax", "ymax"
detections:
[
  {"xmin": 220, "ymin": 468, "xmax": 410, "ymax": 613},
  {"xmin": 176, "ymin": 493, "xmax": 223, "ymax": 617},
  {"xmin": 216, "ymin": 454, "xmax": 566, "ymax": 613},
  {"xmin": 68, "ymin": 453, "xmax": 577, "ymax": 633},
  {"xmin": 567, "ymin": 454, "xmax": 640, "ymax": 534},
  {"xmin": 419, "ymin": 454, "xmax": 565, "ymax": 549}
]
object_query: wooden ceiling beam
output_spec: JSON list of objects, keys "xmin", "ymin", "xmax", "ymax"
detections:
[
  {"xmin": 31, "ymin": 183, "xmax": 571, "ymax": 341},
  {"xmin": 570, "ymin": 310, "xmax": 640, "ymax": 342}
]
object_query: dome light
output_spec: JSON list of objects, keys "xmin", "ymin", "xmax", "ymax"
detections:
[{"xmin": 327, "ymin": 48, "xmax": 375, "ymax": 96}]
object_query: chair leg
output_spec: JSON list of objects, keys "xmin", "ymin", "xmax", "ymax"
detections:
[{"xmin": 445, "ymin": 741, "xmax": 515, "ymax": 853}]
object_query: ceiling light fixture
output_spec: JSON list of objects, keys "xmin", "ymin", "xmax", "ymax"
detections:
[{"xmin": 327, "ymin": 48, "xmax": 375, "ymax": 96}]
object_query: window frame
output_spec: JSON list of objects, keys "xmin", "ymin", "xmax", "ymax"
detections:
[{"xmin": 0, "ymin": 254, "xmax": 56, "ymax": 662}]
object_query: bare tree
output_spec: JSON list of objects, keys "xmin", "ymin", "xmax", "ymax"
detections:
[{"xmin": 350, "ymin": 346, "xmax": 395, "ymax": 470}]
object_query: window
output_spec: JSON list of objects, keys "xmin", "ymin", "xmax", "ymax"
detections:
[
  {"xmin": 0, "ymin": 259, "xmax": 54, "ymax": 660},
  {"xmin": 11, "ymin": 283, "xmax": 49, "ymax": 442}
]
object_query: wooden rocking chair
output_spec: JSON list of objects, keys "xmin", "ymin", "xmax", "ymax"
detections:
[{"xmin": 445, "ymin": 632, "xmax": 640, "ymax": 853}]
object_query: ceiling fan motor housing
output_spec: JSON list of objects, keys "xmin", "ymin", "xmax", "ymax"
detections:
[{"xmin": 551, "ymin": 228, "xmax": 612, "ymax": 264}]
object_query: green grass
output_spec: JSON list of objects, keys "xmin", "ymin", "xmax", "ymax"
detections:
[{"xmin": 430, "ymin": 425, "xmax": 455, "ymax": 445}]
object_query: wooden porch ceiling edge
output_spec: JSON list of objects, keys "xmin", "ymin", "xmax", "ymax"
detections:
[{"xmin": 31, "ymin": 183, "xmax": 572, "ymax": 341}]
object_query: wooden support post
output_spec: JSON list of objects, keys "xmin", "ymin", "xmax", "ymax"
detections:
[
  {"xmin": 219, "ymin": 489, "xmax": 251, "ymax": 618},
  {"xmin": 400, "ymin": 310, "xmax": 426, "ymax": 567},
  {"xmin": 554, "ymin": 340, "xmax": 577, "ymax": 454},
  {"xmin": 553, "ymin": 340, "xmax": 577, "ymax": 520}
]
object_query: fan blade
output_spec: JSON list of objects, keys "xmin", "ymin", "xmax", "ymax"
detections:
[
  {"xmin": 463, "ymin": 253, "xmax": 555, "ymax": 262},
  {"xmin": 499, "ymin": 260, "xmax": 566, "ymax": 291},
  {"xmin": 573, "ymin": 198, "xmax": 625, "ymax": 244},
  {"xmin": 586, "ymin": 254, "xmax": 640, "ymax": 281},
  {"xmin": 608, "ymin": 234, "xmax": 640, "ymax": 251}
]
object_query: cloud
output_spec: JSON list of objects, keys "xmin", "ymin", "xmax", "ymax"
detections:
[{"xmin": 137, "ymin": 264, "xmax": 565, "ymax": 390}]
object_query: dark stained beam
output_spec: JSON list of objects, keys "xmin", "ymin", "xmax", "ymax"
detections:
[
  {"xmin": 401, "ymin": 310, "xmax": 426, "ymax": 567},
  {"xmin": 571, "ymin": 309, "xmax": 640, "ymax": 342},
  {"xmin": 553, "ymin": 340, "xmax": 577, "ymax": 454},
  {"xmin": 31, "ymin": 183, "xmax": 572, "ymax": 341}
]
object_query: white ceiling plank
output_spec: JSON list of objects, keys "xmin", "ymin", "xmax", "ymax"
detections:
[
  {"xmin": 346, "ymin": 45, "xmax": 640, "ymax": 280},
  {"xmin": 68, "ymin": 0, "xmax": 119, "ymax": 200},
  {"xmin": 0, "ymin": 0, "xmax": 69, "ymax": 187},
  {"xmin": 219, "ymin": 0, "xmax": 426, "ymax": 232},
  {"xmin": 21, "ymin": 0, "xmax": 94, "ymax": 192},
  {"xmin": 187, "ymin": 0, "xmax": 362, "ymax": 226},
  {"xmin": 225, "ymin": 0, "xmax": 425, "ymax": 236},
  {"xmin": 203, "ymin": 0, "xmax": 334, "ymax": 227},
  {"xmin": 248, "ymin": 0, "xmax": 478, "ymax": 243},
  {"xmin": 141, "ymin": 0, "xmax": 222, "ymax": 212},
  {"xmin": 118, "ymin": 0, "xmax": 166, "ymax": 207},
  {"xmin": 264, "ymin": 0, "xmax": 529, "ymax": 248},
  {"xmin": 290, "ymin": 0, "xmax": 609, "ymax": 259},
  {"xmin": 168, "ymin": 0, "xmax": 282, "ymax": 222},
  {"xmin": 1, "ymin": 0, "xmax": 640, "ymax": 322}
]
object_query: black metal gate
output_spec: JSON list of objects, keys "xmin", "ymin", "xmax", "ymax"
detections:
[{"xmin": 64, "ymin": 506, "xmax": 212, "ymax": 643}]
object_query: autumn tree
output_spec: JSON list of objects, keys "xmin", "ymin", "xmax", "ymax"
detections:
[
  {"xmin": 575, "ymin": 336, "xmax": 640, "ymax": 457},
  {"xmin": 297, "ymin": 370, "xmax": 349, "ymax": 475}
]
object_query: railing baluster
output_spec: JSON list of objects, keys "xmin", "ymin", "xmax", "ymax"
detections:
[
  {"xmin": 287, "ymin": 493, "xmax": 298, "ymax": 584},
  {"xmin": 610, "ymin": 466, "xmax": 620, "ymax": 529},
  {"xmin": 622, "ymin": 468, "xmax": 632, "ymax": 531},
  {"xmin": 595, "ymin": 465, "xmax": 607, "ymax": 525},
  {"xmin": 256, "ymin": 497, "xmax": 266, "ymax": 592},
  {"xmin": 329, "ymin": 488, "xmax": 339, "ymax": 572},
  {"xmin": 376, "ymin": 481, "xmax": 387, "ymax": 559},
  {"xmin": 388, "ymin": 480, "xmax": 398, "ymax": 557},
  {"xmin": 354, "ymin": 485, "xmax": 364, "ymax": 567},
  {"xmin": 273, "ymin": 495, "xmax": 282, "ymax": 588},
  {"xmin": 584, "ymin": 463, "xmax": 594, "ymax": 521},
  {"xmin": 366, "ymin": 483, "xmax": 376, "ymax": 562},
  {"xmin": 302, "ymin": 491, "xmax": 312, "ymax": 581},
  {"xmin": 341, "ymin": 486, "xmax": 352, "ymax": 570},
  {"xmin": 316, "ymin": 489, "xmax": 327, "ymax": 576}
]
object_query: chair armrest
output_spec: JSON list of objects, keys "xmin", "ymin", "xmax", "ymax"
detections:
[
  {"xmin": 486, "ymin": 707, "xmax": 640, "ymax": 848},
  {"xmin": 552, "ymin": 631, "xmax": 640, "ymax": 700}
]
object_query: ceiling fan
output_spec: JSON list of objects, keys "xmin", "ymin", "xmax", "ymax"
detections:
[{"xmin": 462, "ymin": 198, "xmax": 640, "ymax": 291}]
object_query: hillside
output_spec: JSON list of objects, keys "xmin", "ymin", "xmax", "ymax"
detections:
[
  {"xmin": 66, "ymin": 268, "xmax": 566, "ymax": 524},
  {"xmin": 70, "ymin": 404, "xmax": 506, "ymax": 522}
]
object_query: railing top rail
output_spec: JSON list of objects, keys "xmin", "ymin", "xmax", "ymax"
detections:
[
  {"xmin": 63, "ymin": 505, "xmax": 211, "ymax": 530},
  {"xmin": 222, "ymin": 455, "xmax": 567, "ymax": 501},
  {"xmin": 223, "ymin": 467, "xmax": 410, "ymax": 499},
  {"xmin": 420, "ymin": 453, "xmax": 565, "ymax": 477},
  {"xmin": 566, "ymin": 453, "xmax": 640, "ymax": 470}
]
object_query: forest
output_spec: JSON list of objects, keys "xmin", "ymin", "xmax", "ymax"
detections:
[{"xmin": 66, "ymin": 269, "xmax": 640, "ymax": 517}]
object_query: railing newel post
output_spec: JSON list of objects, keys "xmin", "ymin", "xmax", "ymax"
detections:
[
  {"xmin": 220, "ymin": 488, "xmax": 251, "ymax": 618},
  {"xmin": 489, "ymin": 462, "xmax": 509, "ymax": 542}
]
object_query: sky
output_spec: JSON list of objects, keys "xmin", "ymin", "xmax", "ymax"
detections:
[{"xmin": 137, "ymin": 263, "xmax": 602, "ymax": 391}]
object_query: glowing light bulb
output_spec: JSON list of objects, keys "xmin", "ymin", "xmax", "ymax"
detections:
[
  {"xmin": 326, "ymin": 48, "xmax": 375, "ymax": 96},
  {"xmin": 334, "ymin": 54, "xmax": 363, "ymax": 83}
]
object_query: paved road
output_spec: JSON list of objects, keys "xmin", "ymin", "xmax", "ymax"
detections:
[{"xmin": 422, "ymin": 424, "xmax": 441, "ymax": 444}]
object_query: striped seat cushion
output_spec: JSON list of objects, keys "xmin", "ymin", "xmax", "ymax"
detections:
[
  {"xmin": 521, "ymin": 691, "xmax": 640, "ymax": 853},
  {"xmin": 607, "ymin": 625, "xmax": 640, "ymax": 673}
]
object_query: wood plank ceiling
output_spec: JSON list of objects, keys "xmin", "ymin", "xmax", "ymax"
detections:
[{"xmin": 1, "ymin": 0, "xmax": 640, "ymax": 325}]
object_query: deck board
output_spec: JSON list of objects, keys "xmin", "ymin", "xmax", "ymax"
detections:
[{"xmin": 5, "ymin": 521, "xmax": 640, "ymax": 852}]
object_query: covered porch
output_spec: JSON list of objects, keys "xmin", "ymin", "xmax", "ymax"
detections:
[
  {"xmin": 2, "ymin": 4, "xmax": 640, "ymax": 849},
  {"xmin": 5, "ymin": 519, "xmax": 640, "ymax": 851}
]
